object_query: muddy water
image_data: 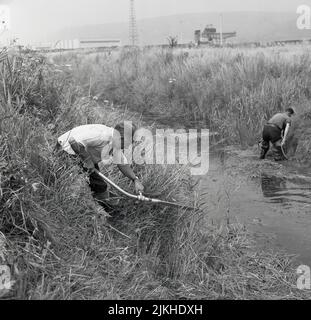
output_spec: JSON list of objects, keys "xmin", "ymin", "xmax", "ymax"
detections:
[{"xmin": 198, "ymin": 149, "xmax": 311, "ymax": 266}]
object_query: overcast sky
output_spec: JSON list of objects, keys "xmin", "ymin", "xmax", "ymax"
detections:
[{"xmin": 0, "ymin": 0, "xmax": 306, "ymax": 43}]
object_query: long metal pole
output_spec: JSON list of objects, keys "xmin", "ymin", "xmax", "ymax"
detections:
[
  {"xmin": 129, "ymin": 0, "xmax": 138, "ymax": 46},
  {"xmin": 93, "ymin": 169, "xmax": 197, "ymax": 211}
]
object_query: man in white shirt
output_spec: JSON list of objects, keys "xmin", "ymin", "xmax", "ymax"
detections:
[{"xmin": 56, "ymin": 122, "xmax": 144, "ymax": 205}]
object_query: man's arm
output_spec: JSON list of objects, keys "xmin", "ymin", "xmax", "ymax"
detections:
[
  {"xmin": 116, "ymin": 160, "xmax": 144, "ymax": 194},
  {"xmin": 117, "ymin": 164, "xmax": 137, "ymax": 181},
  {"xmin": 68, "ymin": 137, "xmax": 95, "ymax": 170},
  {"xmin": 112, "ymin": 137, "xmax": 144, "ymax": 193}
]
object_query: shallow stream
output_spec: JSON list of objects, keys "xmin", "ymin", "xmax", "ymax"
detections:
[{"xmin": 199, "ymin": 148, "xmax": 311, "ymax": 265}]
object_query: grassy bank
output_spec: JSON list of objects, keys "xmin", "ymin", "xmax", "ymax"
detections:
[
  {"xmin": 51, "ymin": 46, "xmax": 311, "ymax": 162},
  {"xmin": 0, "ymin": 49, "xmax": 309, "ymax": 299}
]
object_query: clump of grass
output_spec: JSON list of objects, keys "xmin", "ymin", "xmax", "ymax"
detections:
[
  {"xmin": 167, "ymin": 223, "xmax": 309, "ymax": 300},
  {"xmin": 0, "ymin": 51, "xmax": 70, "ymax": 123}
]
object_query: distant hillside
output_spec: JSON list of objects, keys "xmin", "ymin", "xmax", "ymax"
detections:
[{"xmin": 51, "ymin": 11, "xmax": 311, "ymax": 45}]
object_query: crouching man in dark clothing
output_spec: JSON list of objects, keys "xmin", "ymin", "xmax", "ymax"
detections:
[{"xmin": 260, "ymin": 108, "xmax": 295, "ymax": 161}]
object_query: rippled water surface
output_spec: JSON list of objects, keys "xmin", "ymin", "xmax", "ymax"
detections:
[{"xmin": 199, "ymin": 151, "xmax": 311, "ymax": 265}]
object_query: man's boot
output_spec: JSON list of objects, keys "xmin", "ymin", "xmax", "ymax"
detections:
[
  {"xmin": 259, "ymin": 139, "xmax": 269, "ymax": 160},
  {"xmin": 94, "ymin": 191, "xmax": 120, "ymax": 213},
  {"xmin": 259, "ymin": 148, "xmax": 268, "ymax": 159},
  {"xmin": 259, "ymin": 144, "xmax": 270, "ymax": 159},
  {"xmin": 274, "ymin": 146, "xmax": 285, "ymax": 161}
]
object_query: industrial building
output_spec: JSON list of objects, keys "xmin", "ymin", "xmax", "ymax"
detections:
[
  {"xmin": 34, "ymin": 38, "xmax": 121, "ymax": 51},
  {"xmin": 53, "ymin": 38, "xmax": 121, "ymax": 50},
  {"xmin": 78, "ymin": 38, "xmax": 121, "ymax": 49},
  {"xmin": 194, "ymin": 25, "xmax": 236, "ymax": 46}
]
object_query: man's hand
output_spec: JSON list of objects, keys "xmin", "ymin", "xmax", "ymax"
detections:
[
  {"xmin": 69, "ymin": 137, "xmax": 94, "ymax": 168},
  {"xmin": 134, "ymin": 179, "xmax": 144, "ymax": 194},
  {"xmin": 87, "ymin": 165, "xmax": 96, "ymax": 174}
]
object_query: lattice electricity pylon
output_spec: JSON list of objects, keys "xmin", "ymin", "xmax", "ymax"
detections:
[{"xmin": 129, "ymin": 0, "xmax": 139, "ymax": 46}]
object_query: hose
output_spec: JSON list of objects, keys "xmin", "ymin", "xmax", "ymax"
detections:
[
  {"xmin": 281, "ymin": 145, "xmax": 288, "ymax": 160},
  {"xmin": 93, "ymin": 169, "xmax": 197, "ymax": 211}
]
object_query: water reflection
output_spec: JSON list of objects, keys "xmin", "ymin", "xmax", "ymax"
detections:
[
  {"xmin": 261, "ymin": 174, "xmax": 288, "ymax": 205},
  {"xmin": 261, "ymin": 173, "xmax": 311, "ymax": 207}
]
